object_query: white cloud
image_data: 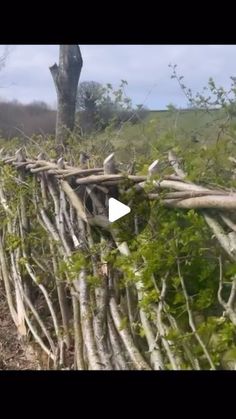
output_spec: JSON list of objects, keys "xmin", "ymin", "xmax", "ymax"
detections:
[{"xmin": 0, "ymin": 44, "xmax": 236, "ymax": 109}]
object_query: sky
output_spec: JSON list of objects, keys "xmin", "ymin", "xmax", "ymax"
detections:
[{"xmin": 0, "ymin": 45, "xmax": 236, "ymax": 110}]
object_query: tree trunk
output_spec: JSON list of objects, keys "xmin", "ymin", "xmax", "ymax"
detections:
[{"xmin": 50, "ymin": 45, "xmax": 83, "ymax": 149}]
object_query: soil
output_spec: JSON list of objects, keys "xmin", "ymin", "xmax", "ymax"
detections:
[{"xmin": 0, "ymin": 280, "xmax": 41, "ymax": 370}]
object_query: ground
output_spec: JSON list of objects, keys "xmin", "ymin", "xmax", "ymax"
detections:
[{"xmin": 0, "ymin": 280, "xmax": 41, "ymax": 370}]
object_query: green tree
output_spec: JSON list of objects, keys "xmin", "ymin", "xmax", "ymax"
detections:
[{"xmin": 76, "ymin": 80, "xmax": 149, "ymax": 134}]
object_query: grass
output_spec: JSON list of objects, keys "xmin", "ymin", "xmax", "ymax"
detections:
[{"xmin": 1, "ymin": 107, "xmax": 236, "ymax": 172}]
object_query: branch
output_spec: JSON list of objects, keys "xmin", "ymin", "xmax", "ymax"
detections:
[
  {"xmin": 168, "ymin": 151, "xmax": 186, "ymax": 179},
  {"xmin": 177, "ymin": 259, "xmax": 216, "ymax": 370},
  {"xmin": 217, "ymin": 255, "xmax": 227, "ymax": 309},
  {"xmin": 109, "ymin": 295, "xmax": 151, "ymax": 370},
  {"xmin": 218, "ymin": 256, "xmax": 236, "ymax": 325},
  {"xmin": 155, "ymin": 276, "xmax": 180, "ymax": 370},
  {"xmin": 203, "ymin": 212, "xmax": 235, "ymax": 260},
  {"xmin": 164, "ymin": 195, "xmax": 236, "ymax": 210}
]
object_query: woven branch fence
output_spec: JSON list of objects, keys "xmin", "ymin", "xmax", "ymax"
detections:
[{"xmin": 1, "ymin": 147, "xmax": 236, "ymax": 369}]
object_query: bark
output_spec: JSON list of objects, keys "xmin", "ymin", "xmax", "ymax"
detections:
[
  {"xmin": 50, "ymin": 45, "xmax": 83, "ymax": 147},
  {"xmin": 75, "ymin": 269, "xmax": 103, "ymax": 370},
  {"xmin": 164, "ymin": 195, "xmax": 236, "ymax": 210},
  {"xmin": 0, "ymin": 235, "xmax": 18, "ymax": 327},
  {"xmin": 109, "ymin": 295, "xmax": 151, "ymax": 370},
  {"xmin": 107, "ymin": 312, "xmax": 130, "ymax": 369},
  {"xmin": 72, "ymin": 294, "xmax": 85, "ymax": 370}
]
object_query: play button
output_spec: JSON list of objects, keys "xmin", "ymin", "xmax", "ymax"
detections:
[
  {"xmin": 84, "ymin": 181, "xmax": 151, "ymax": 243},
  {"xmin": 108, "ymin": 198, "xmax": 131, "ymax": 222}
]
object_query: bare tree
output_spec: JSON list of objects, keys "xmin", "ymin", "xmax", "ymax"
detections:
[{"xmin": 50, "ymin": 45, "xmax": 83, "ymax": 149}]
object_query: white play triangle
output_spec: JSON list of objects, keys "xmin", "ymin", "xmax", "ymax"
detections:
[{"xmin": 108, "ymin": 198, "xmax": 131, "ymax": 223}]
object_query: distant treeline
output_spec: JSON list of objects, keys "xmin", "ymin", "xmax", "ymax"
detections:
[
  {"xmin": 2, "ymin": 100, "xmax": 214, "ymax": 140},
  {"xmin": 0, "ymin": 98, "xmax": 150, "ymax": 140},
  {"xmin": 0, "ymin": 99, "xmax": 222, "ymax": 141},
  {"xmin": 0, "ymin": 100, "xmax": 56, "ymax": 139}
]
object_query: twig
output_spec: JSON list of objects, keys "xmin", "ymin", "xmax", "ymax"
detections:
[{"xmin": 177, "ymin": 259, "xmax": 216, "ymax": 370}]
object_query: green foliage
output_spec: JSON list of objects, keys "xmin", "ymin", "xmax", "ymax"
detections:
[
  {"xmin": 5, "ymin": 233, "xmax": 21, "ymax": 251},
  {"xmin": 58, "ymin": 251, "xmax": 91, "ymax": 281},
  {"xmin": 76, "ymin": 80, "xmax": 149, "ymax": 135}
]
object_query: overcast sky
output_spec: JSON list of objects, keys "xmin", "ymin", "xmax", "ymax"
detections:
[{"xmin": 0, "ymin": 45, "xmax": 236, "ymax": 110}]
